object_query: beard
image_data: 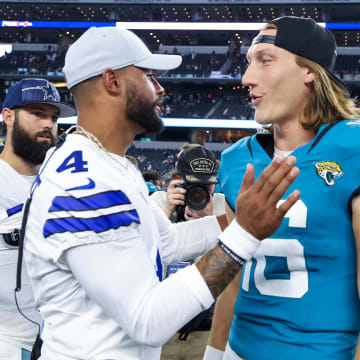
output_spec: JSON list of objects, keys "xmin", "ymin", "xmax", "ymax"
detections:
[
  {"xmin": 12, "ymin": 113, "xmax": 56, "ymax": 165},
  {"xmin": 125, "ymin": 84, "xmax": 163, "ymax": 134}
]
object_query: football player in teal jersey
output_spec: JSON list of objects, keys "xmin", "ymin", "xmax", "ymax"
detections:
[{"xmin": 204, "ymin": 16, "xmax": 360, "ymax": 360}]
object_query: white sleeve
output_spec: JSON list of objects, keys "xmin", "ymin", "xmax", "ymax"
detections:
[
  {"xmin": 0, "ymin": 209, "xmax": 23, "ymax": 233},
  {"xmin": 151, "ymin": 200, "xmax": 221, "ymax": 265},
  {"xmin": 65, "ymin": 238, "xmax": 214, "ymax": 347}
]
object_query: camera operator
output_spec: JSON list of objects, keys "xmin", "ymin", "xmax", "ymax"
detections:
[
  {"xmin": 157, "ymin": 145, "xmax": 226, "ymax": 360},
  {"xmin": 152, "ymin": 145, "xmax": 226, "ymax": 223}
]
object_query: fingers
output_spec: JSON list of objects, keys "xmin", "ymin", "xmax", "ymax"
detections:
[
  {"xmin": 265, "ymin": 165, "xmax": 300, "ymax": 207},
  {"xmin": 234, "ymin": 155, "xmax": 300, "ymax": 240},
  {"xmin": 168, "ymin": 197, "xmax": 185, "ymax": 206},
  {"xmin": 184, "ymin": 206, "xmax": 198, "ymax": 221},
  {"xmin": 185, "ymin": 209, "xmax": 208, "ymax": 220},
  {"xmin": 168, "ymin": 181, "xmax": 185, "ymax": 196},
  {"xmin": 163, "ymin": 181, "xmax": 186, "ymax": 217},
  {"xmin": 239, "ymin": 163, "xmax": 255, "ymax": 194},
  {"xmin": 169, "ymin": 191, "xmax": 186, "ymax": 200},
  {"xmin": 168, "ymin": 186, "xmax": 186, "ymax": 206},
  {"xmin": 184, "ymin": 206, "xmax": 194, "ymax": 221},
  {"xmin": 203, "ymin": 196, "xmax": 215, "ymax": 216},
  {"xmin": 184, "ymin": 197, "xmax": 215, "ymax": 220},
  {"xmin": 250, "ymin": 155, "xmax": 286, "ymax": 194},
  {"xmin": 167, "ymin": 179, "xmax": 184, "ymax": 189},
  {"xmin": 255, "ymin": 156, "xmax": 297, "ymax": 200},
  {"xmin": 274, "ymin": 189, "xmax": 301, "ymax": 221}
]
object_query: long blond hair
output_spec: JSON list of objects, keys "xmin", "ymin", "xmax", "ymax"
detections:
[
  {"xmin": 262, "ymin": 23, "xmax": 360, "ymax": 132},
  {"xmin": 295, "ymin": 56, "xmax": 360, "ymax": 131}
]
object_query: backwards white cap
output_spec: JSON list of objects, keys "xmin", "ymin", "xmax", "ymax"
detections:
[{"xmin": 63, "ymin": 27, "xmax": 182, "ymax": 89}]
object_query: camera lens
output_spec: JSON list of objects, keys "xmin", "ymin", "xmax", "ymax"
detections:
[{"xmin": 186, "ymin": 185, "xmax": 210, "ymax": 210}]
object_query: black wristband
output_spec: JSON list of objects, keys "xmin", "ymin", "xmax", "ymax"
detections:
[{"xmin": 218, "ymin": 240, "xmax": 246, "ymax": 265}]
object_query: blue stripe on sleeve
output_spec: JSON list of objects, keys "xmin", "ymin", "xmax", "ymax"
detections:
[
  {"xmin": 7, "ymin": 203, "xmax": 24, "ymax": 217},
  {"xmin": 49, "ymin": 191, "xmax": 131, "ymax": 212},
  {"xmin": 156, "ymin": 249, "xmax": 163, "ymax": 281},
  {"xmin": 43, "ymin": 210, "xmax": 140, "ymax": 238}
]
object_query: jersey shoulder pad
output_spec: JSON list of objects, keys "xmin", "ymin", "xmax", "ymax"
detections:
[{"xmin": 326, "ymin": 120, "xmax": 360, "ymax": 153}]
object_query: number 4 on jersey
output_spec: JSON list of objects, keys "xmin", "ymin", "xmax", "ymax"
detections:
[{"xmin": 56, "ymin": 151, "xmax": 88, "ymax": 173}]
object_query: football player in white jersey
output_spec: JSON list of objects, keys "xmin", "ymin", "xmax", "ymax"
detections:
[
  {"xmin": 0, "ymin": 78, "xmax": 75, "ymax": 360},
  {"xmin": 23, "ymin": 27, "xmax": 300, "ymax": 359}
]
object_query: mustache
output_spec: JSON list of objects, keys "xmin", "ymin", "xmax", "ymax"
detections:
[{"xmin": 36, "ymin": 130, "xmax": 55, "ymax": 142}]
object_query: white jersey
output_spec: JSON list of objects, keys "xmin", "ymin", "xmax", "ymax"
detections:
[
  {"xmin": 24, "ymin": 134, "xmax": 220, "ymax": 359},
  {"xmin": 0, "ymin": 158, "xmax": 42, "ymax": 351}
]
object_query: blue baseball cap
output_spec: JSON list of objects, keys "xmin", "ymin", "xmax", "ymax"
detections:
[{"xmin": 2, "ymin": 78, "xmax": 76, "ymax": 117}]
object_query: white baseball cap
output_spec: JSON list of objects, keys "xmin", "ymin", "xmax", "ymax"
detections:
[{"xmin": 63, "ymin": 27, "xmax": 182, "ymax": 89}]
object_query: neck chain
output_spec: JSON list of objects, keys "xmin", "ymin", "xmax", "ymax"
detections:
[{"xmin": 72, "ymin": 125, "xmax": 129, "ymax": 171}]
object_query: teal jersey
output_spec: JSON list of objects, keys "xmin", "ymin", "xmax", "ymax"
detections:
[{"xmin": 218, "ymin": 120, "xmax": 360, "ymax": 360}]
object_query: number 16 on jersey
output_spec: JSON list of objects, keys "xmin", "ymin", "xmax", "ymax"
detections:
[{"xmin": 242, "ymin": 200, "xmax": 308, "ymax": 299}]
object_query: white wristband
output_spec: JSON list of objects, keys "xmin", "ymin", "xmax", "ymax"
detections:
[
  {"xmin": 203, "ymin": 345, "xmax": 225, "ymax": 360},
  {"xmin": 218, "ymin": 219, "xmax": 260, "ymax": 261}
]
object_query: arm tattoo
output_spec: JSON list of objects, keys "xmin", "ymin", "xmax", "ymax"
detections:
[{"xmin": 196, "ymin": 244, "xmax": 241, "ymax": 299}]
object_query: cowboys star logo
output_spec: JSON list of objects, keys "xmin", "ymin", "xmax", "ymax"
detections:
[{"xmin": 22, "ymin": 80, "xmax": 59, "ymax": 102}]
